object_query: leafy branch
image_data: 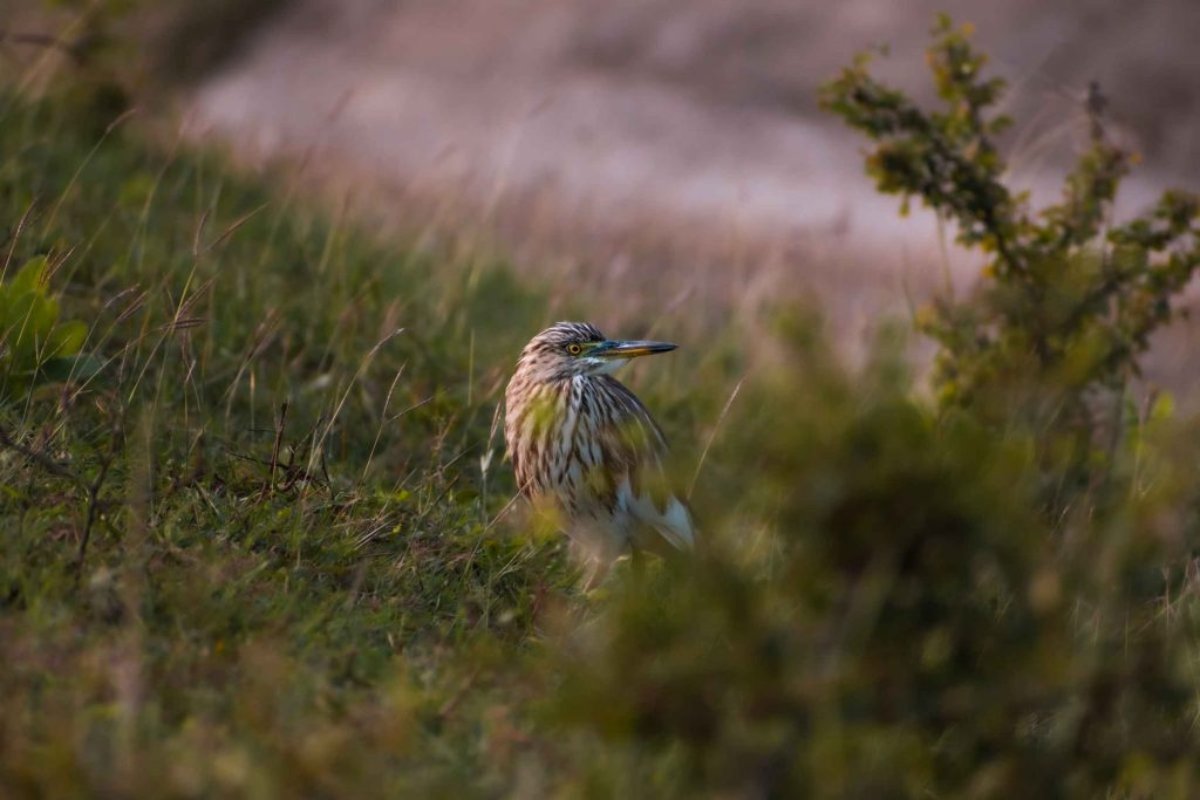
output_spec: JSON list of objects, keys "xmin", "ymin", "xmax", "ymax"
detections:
[{"xmin": 821, "ymin": 15, "xmax": 1200, "ymax": 503}]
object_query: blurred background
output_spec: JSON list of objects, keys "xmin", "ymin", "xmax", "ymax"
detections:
[
  {"xmin": 8, "ymin": 0, "xmax": 1198, "ymax": 369},
  {"xmin": 175, "ymin": 0, "xmax": 1200, "ymax": 386},
  {"xmin": 182, "ymin": 5, "xmax": 1196, "ymax": 282}
]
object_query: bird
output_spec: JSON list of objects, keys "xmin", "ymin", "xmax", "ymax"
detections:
[{"xmin": 504, "ymin": 321, "xmax": 695, "ymax": 586}]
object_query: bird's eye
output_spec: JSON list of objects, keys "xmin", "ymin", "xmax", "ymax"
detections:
[{"xmin": 567, "ymin": 343, "xmax": 583, "ymax": 355}]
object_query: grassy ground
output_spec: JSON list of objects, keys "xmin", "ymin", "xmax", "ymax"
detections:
[
  {"xmin": 0, "ymin": 88, "xmax": 603, "ymax": 796},
  {"xmin": 3, "ymin": 24, "xmax": 1200, "ymax": 797}
]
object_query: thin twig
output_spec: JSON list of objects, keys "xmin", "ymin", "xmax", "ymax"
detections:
[
  {"xmin": 0, "ymin": 30, "xmax": 86, "ymax": 63},
  {"xmin": 0, "ymin": 424, "xmax": 83, "ymax": 489},
  {"xmin": 75, "ymin": 454, "xmax": 113, "ymax": 578},
  {"xmin": 688, "ymin": 377, "xmax": 744, "ymax": 500},
  {"xmin": 264, "ymin": 401, "xmax": 289, "ymax": 496},
  {"xmin": 3, "ymin": 202, "xmax": 36, "ymax": 281},
  {"xmin": 361, "ymin": 364, "xmax": 406, "ymax": 483},
  {"xmin": 75, "ymin": 417, "xmax": 123, "ymax": 581},
  {"xmin": 482, "ymin": 492, "xmax": 522, "ymax": 535},
  {"xmin": 198, "ymin": 203, "xmax": 269, "ymax": 256},
  {"xmin": 0, "ymin": 422, "xmax": 118, "ymax": 581}
]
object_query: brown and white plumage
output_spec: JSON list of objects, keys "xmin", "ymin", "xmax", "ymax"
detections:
[{"xmin": 504, "ymin": 322, "xmax": 694, "ymax": 578}]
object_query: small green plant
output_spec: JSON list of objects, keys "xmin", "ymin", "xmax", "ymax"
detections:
[
  {"xmin": 821, "ymin": 15, "xmax": 1200, "ymax": 507},
  {"xmin": 0, "ymin": 255, "xmax": 94, "ymax": 400}
]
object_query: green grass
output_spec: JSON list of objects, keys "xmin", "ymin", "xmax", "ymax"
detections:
[
  {"xmin": 0, "ymin": 90, "xmax": 593, "ymax": 796},
  {"xmin": 3, "ymin": 47, "xmax": 1200, "ymax": 796}
]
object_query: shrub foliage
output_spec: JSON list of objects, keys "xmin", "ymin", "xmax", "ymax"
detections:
[
  {"xmin": 556, "ymin": 17, "xmax": 1200, "ymax": 799},
  {"xmin": 821, "ymin": 15, "xmax": 1200, "ymax": 508}
]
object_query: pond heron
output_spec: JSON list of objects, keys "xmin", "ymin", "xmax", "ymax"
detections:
[{"xmin": 504, "ymin": 321, "xmax": 694, "ymax": 585}]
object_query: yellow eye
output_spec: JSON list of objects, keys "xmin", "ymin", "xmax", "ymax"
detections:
[{"xmin": 567, "ymin": 343, "xmax": 583, "ymax": 355}]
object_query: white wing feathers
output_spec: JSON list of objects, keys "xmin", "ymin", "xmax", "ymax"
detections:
[
  {"xmin": 617, "ymin": 475, "xmax": 696, "ymax": 553},
  {"xmin": 644, "ymin": 492, "xmax": 696, "ymax": 551}
]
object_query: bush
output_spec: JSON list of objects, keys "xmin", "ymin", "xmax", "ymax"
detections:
[
  {"xmin": 821, "ymin": 15, "xmax": 1200, "ymax": 513},
  {"xmin": 553, "ymin": 19, "xmax": 1200, "ymax": 799},
  {"xmin": 556, "ymin": 318, "xmax": 1198, "ymax": 797}
]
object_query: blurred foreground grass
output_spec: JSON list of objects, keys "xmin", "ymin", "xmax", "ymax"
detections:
[{"xmin": 2, "ymin": 15, "xmax": 1200, "ymax": 799}]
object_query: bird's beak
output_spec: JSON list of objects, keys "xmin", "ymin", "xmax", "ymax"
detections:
[{"xmin": 593, "ymin": 339, "xmax": 678, "ymax": 359}]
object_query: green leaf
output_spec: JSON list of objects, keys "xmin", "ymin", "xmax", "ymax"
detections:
[
  {"xmin": 39, "ymin": 352, "xmax": 104, "ymax": 385},
  {"xmin": 47, "ymin": 320, "xmax": 87, "ymax": 359},
  {"xmin": 0, "ymin": 255, "xmax": 95, "ymax": 402},
  {"xmin": 8, "ymin": 256, "xmax": 49, "ymax": 294}
]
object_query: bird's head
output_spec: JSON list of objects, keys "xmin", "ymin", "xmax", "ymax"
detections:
[{"xmin": 515, "ymin": 321, "xmax": 677, "ymax": 381}]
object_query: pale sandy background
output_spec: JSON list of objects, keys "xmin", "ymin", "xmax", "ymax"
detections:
[{"xmin": 186, "ymin": 0, "xmax": 1200, "ymax": 388}]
